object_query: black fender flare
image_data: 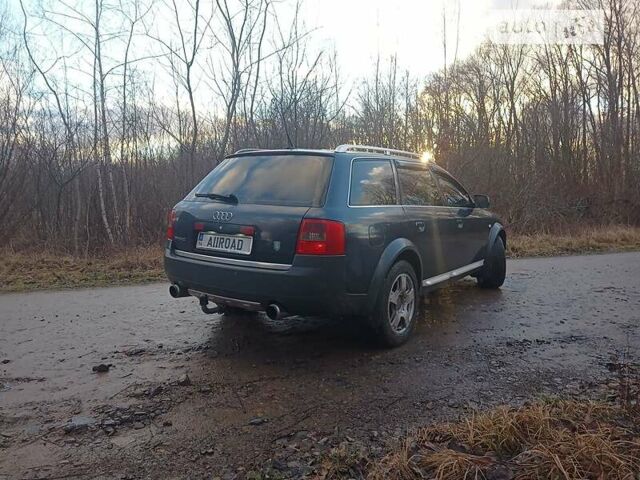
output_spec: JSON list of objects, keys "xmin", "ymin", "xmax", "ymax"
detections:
[
  {"xmin": 487, "ymin": 222, "xmax": 506, "ymax": 256},
  {"xmin": 365, "ymin": 238, "xmax": 422, "ymax": 313}
]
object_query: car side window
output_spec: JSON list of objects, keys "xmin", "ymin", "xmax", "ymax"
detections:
[
  {"xmin": 434, "ymin": 172, "xmax": 473, "ymax": 208},
  {"xmin": 350, "ymin": 159, "xmax": 397, "ymax": 206},
  {"xmin": 397, "ymin": 166, "xmax": 442, "ymax": 206}
]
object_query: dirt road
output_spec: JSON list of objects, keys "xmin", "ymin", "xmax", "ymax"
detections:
[{"xmin": 1, "ymin": 252, "xmax": 639, "ymax": 479}]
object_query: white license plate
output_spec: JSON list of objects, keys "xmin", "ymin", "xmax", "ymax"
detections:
[{"xmin": 196, "ymin": 232, "xmax": 253, "ymax": 255}]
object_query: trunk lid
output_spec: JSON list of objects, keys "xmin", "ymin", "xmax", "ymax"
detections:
[{"xmin": 173, "ymin": 202, "xmax": 310, "ymax": 264}]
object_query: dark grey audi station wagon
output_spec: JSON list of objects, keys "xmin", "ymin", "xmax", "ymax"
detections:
[{"xmin": 165, "ymin": 145, "xmax": 506, "ymax": 346}]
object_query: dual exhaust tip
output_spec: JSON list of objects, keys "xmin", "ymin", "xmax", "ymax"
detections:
[
  {"xmin": 265, "ymin": 303, "xmax": 287, "ymax": 320},
  {"xmin": 169, "ymin": 283, "xmax": 188, "ymax": 298},
  {"xmin": 169, "ymin": 284, "xmax": 287, "ymax": 320}
]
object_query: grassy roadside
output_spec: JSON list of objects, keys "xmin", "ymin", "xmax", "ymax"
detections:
[
  {"xmin": 318, "ymin": 398, "xmax": 640, "ymax": 480},
  {"xmin": 508, "ymin": 225, "xmax": 640, "ymax": 258},
  {"xmin": 315, "ymin": 359, "xmax": 640, "ymax": 479},
  {"xmin": 0, "ymin": 246, "xmax": 164, "ymax": 292},
  {"xmin": 2, "ymin": 226, "xmax": 640, "ymax": 293},
  {"xmin": 318, "ymin": 363, "xmax": 640, "ymax": 479}
]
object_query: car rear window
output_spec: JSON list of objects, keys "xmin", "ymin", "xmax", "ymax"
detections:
[{"xmin": 189, "ymin": 154, "xmax": 334, "ymax": 207}]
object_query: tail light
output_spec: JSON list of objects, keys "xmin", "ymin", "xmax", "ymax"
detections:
[
  {"xmin": 296, "ymin": 219, "xmax": 345, "ymax": 255},
  {"xmin": 239, "ymin": 225, "xmax": 255, "ymax": 236},
  {"xmin": 166, "ymin": 209, "xmax": 177, "ymax": 240}
]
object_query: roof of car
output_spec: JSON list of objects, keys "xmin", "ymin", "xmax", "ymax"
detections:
[
  {"xmin": 226, "ymin": 146, "xmax": 463, "ymax": 189},
  {"xmin": 227, "ymin": 145, "xmax": 424, "ymax": 163},
  {"xmin": 226, "ymin": 148, "xmax": 335, "ymax": 158}
]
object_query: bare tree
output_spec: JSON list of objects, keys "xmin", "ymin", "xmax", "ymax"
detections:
[{"xmin": 5, "ymin": 0, "xmax": 640, "ymax": 253}]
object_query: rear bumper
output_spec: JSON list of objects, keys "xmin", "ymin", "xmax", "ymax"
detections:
[{"xmin": 164, "ymin": 247, "xmax": 368, "ymax": 317}]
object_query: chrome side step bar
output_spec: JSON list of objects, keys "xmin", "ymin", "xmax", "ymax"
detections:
[{"xmin": 422, "ymin": 260, "xmax": 484, "ymax": 287}]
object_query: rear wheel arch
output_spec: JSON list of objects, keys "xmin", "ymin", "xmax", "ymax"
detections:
[
  {"xmin": 366, "ymin": 239, "xmax": 422, "ymax": 313},
  {"xmin": 396, "ymin": 250, "xmax": 422, "ymax": 285}
]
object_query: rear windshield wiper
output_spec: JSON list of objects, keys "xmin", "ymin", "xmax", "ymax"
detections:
[{"xmin": 195, "ymin": 192, "xmax": 239, "ymax": 204}]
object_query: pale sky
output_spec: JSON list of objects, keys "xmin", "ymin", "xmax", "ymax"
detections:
[
  {"xmin": 305, "ymin": 0, "xmax": 564, "ymax": 81},
  {"xmin": 9, "ymin": 0, "xmax": 566, "ymax": 111},
  {"xmin": 307, "ymin": 0, "xmax": 491, "ymax": 80}
]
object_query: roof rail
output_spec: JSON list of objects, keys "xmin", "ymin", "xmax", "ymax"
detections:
[
  {"xmin": 335, "ymin": 144, "xmax": 420, "ymax": 160},
  {"xmin": 233, "ymin": 148, "xmax": 262, "ymax": 154}
]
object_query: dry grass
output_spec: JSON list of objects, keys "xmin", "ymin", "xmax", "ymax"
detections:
[
  {"xmin": 508, "ymin": 225, "xmax": 640, "ymax": 258},
  {"xmin": 1, "ymin": 225, "xmax": 640, "ymax": 293},
  {"xmin": 319, "ymin": 442, "xmax": 371, "ymax": 480},
  {"xmin": 318, "ymin": 400, "xmax": 640, "ymax": 480},
  {"xmin": 0, "ymin": 246, "xmax": 164, "ymax": 292}
]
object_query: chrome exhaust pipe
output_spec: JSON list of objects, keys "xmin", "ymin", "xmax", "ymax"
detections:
[
  {"xmin": 169, "ymin": 283, "xmax": 188, "ymax": 298},
  {"xmin": 265, "ymin": 303, "xmax": 287, "ymax": 320}
]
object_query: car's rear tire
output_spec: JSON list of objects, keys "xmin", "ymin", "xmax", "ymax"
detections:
[
  {"xmin": 477, "ymin": 237, "xmax": 506, "ymax": 289},
  {"xmin": 370, "ymin": 260, "xmax": 418, "ymax": 347}
]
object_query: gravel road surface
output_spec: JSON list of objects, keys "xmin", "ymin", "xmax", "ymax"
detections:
[{"xmin": 1, "ymin": 252, "xmax": 639, "ymax": 479}]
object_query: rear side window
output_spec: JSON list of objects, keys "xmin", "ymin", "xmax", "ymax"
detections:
[
  {"xmin": 397, "ymin": 166, "xmax": 442, "ymax": 206},
  {"xmin": 190, "ymin": 155, "xmax": 333, "ymax": 207},
  {"xmin": 349, "ymin": 159, "xmax": 397, "ymax": 206},
  {"xmin": 434, "ymin": 172, "xmax": 473, "ymax": 208}
]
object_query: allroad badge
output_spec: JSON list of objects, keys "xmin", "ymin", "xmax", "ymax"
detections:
[{"xmin": 213, "ymin": 211, "xmax": 233, "ymax": 221}]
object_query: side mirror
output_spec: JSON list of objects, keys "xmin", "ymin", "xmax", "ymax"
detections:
[{"xmin": 473, "ymin": 194, "xmax": 490, "ymax": 209}]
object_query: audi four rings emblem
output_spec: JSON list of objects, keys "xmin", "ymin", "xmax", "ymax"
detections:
[{"xmin": 213, "ymin": 211, "xmax": 233, "ymax": 221}]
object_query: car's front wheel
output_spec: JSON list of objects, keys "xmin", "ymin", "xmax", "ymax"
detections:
[
  {"xmin": 477, "ymin": 237, "xmax": 506, "ymax": 289},
  {"xmin": 370, "ymin": 260, "xmax": 418, "ymax": 347}
]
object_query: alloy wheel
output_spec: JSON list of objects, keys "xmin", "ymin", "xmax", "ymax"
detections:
[{"xmin": 387, "ymin": 272, "xmax": 415, "ymax": 334}]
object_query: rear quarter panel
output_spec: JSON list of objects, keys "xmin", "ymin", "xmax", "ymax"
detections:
[{"xmin": 316, "ymin": 153, "xmax": 409, "ymax": 294}]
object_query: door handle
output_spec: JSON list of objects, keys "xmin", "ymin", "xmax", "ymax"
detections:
[
  {"xmin": 415, "ymin": 221, "xmax": 426, "ymax": 232},
  {"xmin": 456, "ymin": 219, "xmax": 464, "ymax": 229}
]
